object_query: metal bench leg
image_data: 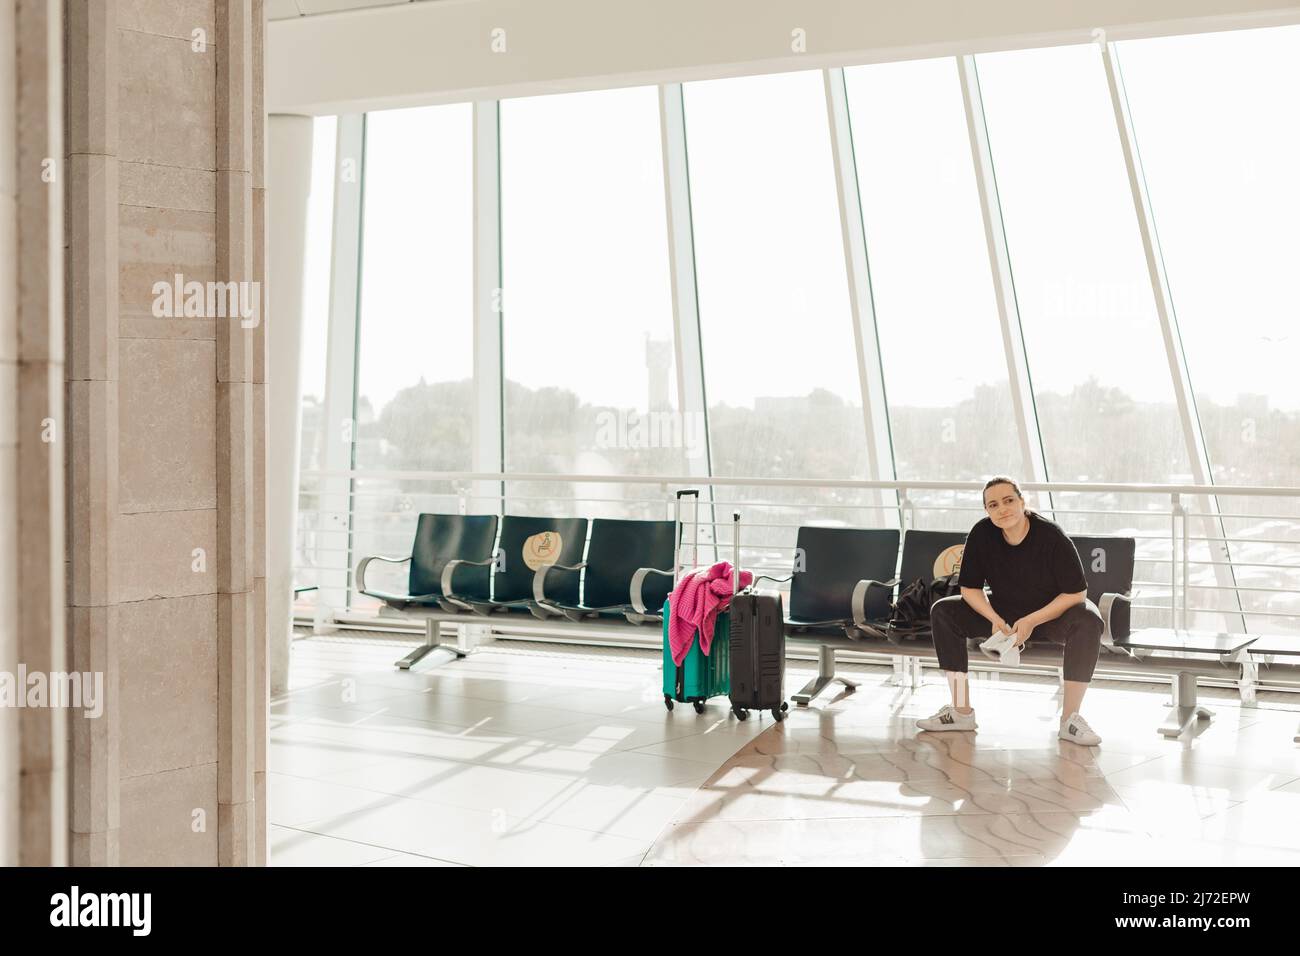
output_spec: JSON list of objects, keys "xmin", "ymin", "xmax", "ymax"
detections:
[
  {"xmin": 793, "ymin": 645, "xmax": 857, "ymax": 706},
  {"xmin": 1238, "ymin": 659, "xmax": 1258, "ymax": 706},
  {"xmin": 1294, "ymin": 719, "xmax": 1299, "ymax": 745},
  {"xmin": 890, "ymin": 656, "xmax": 922, "ymax": 689},
  {"xmin": 1158, "ymin": 671, "xmax": 1214, "ymax": 739},
  {"xmin": 395, "ymin": 619, "xmax": 467, "ymax": 670}
]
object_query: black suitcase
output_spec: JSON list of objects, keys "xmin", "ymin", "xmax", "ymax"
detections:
[{"xmin": 727, "ymin": 511, "xmax": 788, "ymax": 722}]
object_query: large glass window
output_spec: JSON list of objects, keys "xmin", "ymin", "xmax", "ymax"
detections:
[
  {"xmin": 500, "ymin": 86, "xmax": 681, "ymax": 519},
  {"xmin": 351, "ymin": 105, "xmax": 475, "ymax": 602},
  {"xmin": 685, "ymin": 70, "xmax": 865, "ymax": 482},
  {"xmin": 289, "ymin": 44, "xmax": 1300, "ymax": 634},
  {"xmin": 975, "ymin": 44, "xmax": 1193, "ymax": 488},
  {"xmin": 845, "ymin": 57, "xmax": 1019, "ymax": 531},
  {"xmin": 975, "ymin": 45, "xmax": 1201, "ymax": 627},
  {"xmin": 355, "ymin": 105, "xmax": 474, "ymax": 473},
  {"xmin": 294, "ymin": 116, "xmax": 337, "ymax": 607},
  {"xmin": 298, "ymin": 115, "xmax": 337, "ymax": 462},
  {"xmin": 684, "ymin": 70, "xmax": 879, "ymax": 572},
  {"xmin": 1118, "ymin": 26, "xmax": 1300, "ymax": 633}
]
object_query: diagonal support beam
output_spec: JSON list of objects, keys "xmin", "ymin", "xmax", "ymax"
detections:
[{"xmin": 956, "ymin": 56, "xmax": 1053, "ymax": 515}]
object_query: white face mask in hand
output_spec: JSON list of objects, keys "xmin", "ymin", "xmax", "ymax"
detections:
[{"xmin": 979, "ymin": 629, "xmax": 1020, "ymax": 666}]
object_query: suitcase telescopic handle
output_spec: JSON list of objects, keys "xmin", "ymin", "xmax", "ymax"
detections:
[
  {"xmin": 675, "ymin": 489, "xmax": 700, "ymax": 581},
  {"xmin": 732, "ymin": 511, "xmax": 740, "ymax": 594}
]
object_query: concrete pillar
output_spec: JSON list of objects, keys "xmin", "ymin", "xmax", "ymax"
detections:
[
  {"xmin": 215, "ymin": 0, "xmax": 259, "ymax": 868},
  {"xmin": 266, "ymin": 113, "xmax": 313, "ymax": 698},
  {"xmin": 65, "ymin": 0, "xmax": 120, "ymax": 868},
  {"xmin": 0, "ymin": 0, "xmax": 20, "ymax": 868},
  {"xmin": 14, "ymin": 0, "xmax": 68, "ymax": 867},
  {"xmin": 78, "ymin": 0, "xmax": 264, "ymax": 868},
  {"xmin": 2, "ymin": 0, "xmax": 269, "ymax": 869}
]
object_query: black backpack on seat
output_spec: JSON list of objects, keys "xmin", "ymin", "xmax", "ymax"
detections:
[{"xmin": 857, "ymin": 572, "xmax": 961, "ymax": 643}]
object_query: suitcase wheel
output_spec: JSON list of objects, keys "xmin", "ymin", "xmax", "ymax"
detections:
[
  {"xmin": 781, "ymin": 701, "xmax": 789, "ymax": 711},
  {"xmin": 664, "ymin": 695, "xmax": 674, "ymax": 712},
  {"xmin": 731, "ymin": 705, "xmax": 749, "ymax": 721},
  {"xmin": 692, "ymin": 700, "xmax": 705, "ymax": 715},
  {"xmin": 772, "ymin": 707, "xmax": 785, "ymax": 722}
]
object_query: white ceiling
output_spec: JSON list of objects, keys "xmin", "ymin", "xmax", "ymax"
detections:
[{"xmin": 268, "ymin": 0, "xmax": 1300, "ymax": 115}]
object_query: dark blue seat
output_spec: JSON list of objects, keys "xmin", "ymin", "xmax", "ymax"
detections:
[
  {"xmin": 357, "ymin": 513, "xmax": 499, "ymax": 610},
  {"xmin": 762, "ymin": 526, "xmax": 901, "ymax": 632},
  {"xmin": 532, "ymin": 518, "xmax": 676, "ymax": 624},
  {"xmin": 1069, "ymin": 534, "xmax": 1136, "ymax": 646},
  {"xmin": 439, "ymin": 515, "xmax": 589, "ymax": 615},
  {"xmin": 898, "ymin": 529, "xmax": 968, "ymax": 586},
  {"xmin": 749, "ymin": 526, "xmax": 899, "ymax": 707},
  {"xmin": 844, "ymin": 528, "xmax": 966, "ymax": 641}
]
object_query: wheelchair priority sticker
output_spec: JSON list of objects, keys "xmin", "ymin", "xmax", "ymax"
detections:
[
  {"xmin": 522, "ymin": 531, "xmax": 563, "ymax": 571},
  {"xmin": 934, "ymin": 544, "xmax": 964, "ymax": 578}
]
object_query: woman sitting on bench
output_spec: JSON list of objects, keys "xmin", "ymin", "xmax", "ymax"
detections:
[{"xmin": 916, "ymin": 475, "xmax": 1106, "ymax": 745}]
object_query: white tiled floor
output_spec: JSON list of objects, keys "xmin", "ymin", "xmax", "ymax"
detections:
[
  {"xmin": 270, "ymin": 632, "xmax": 761, "ymax": 866},
  {"xmin": 270, "ymin": 631, "xmax": 1300, "ymax": 867}
]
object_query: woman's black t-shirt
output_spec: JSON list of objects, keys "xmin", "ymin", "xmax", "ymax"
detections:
[{"xmin": 956, "ymin": 512, "xmax": 1088, "ymax": 623}]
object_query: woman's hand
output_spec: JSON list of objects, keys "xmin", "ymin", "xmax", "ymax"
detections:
[{"xmin": 1009, "ymin": 617, "xmax": 1036, "ymax": 647}]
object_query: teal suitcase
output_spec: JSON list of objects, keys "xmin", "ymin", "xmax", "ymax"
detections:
[{"xmin": 662, "ymin": 596, "xmax": 731, "ymax": 713}]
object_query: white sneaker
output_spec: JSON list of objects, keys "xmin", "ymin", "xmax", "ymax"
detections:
[
  {"xmin": 1059, "ymin": 712, "xmax": 1101, "ymax": 746},
  {"xmin": 916, "ymin": 704, "xmax": 978, "ymax": 732},
  {"xmin": 979, "ymin": 629, "xmax": 1020, "ymax": 666}
]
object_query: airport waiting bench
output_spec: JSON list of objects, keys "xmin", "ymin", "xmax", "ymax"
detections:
[
  {"xmin": 788, "ymin": 529, "xmax": 1299, "ymax": 740},
  {"xmin": 745, "ymin": 528, "xmax": 1134, "ymax": 706},
  {"xmin": 357, "ymin": 512, "xmax": 675, "ymax": 669},
  {"xmin": 783, "ymin": 528, "xmax": 1136, "ymax": 708},
  {"xmin": 356, "ymin": 512, "xmax": 1299, "ymax": 740}
]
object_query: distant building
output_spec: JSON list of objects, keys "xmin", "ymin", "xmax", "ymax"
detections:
[
  {"xmin": 1236, "ymin": 393, "xmax": 1269, "ymax": 418},
  {"xmin": 645, "ymin": 334, "xmax": 673, "ymax": 411}
]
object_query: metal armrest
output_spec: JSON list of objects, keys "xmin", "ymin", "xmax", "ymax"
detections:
[
  {"xmin": 630, "ymin": 566, "xmax": 674, "ymax": 614},
  {"xmin": 851, "ymin": 577, "xmax": 899, "ymax": 627},
  {"xmin": 440, "ymin": 556, "xmax": 497, "ymax": 607},
  {"xmin": 1098, "ymin": 592, "xmax": 1132, "ymax": 647},
  {"xmin": 532, "ymin": 561, "xmax": 587, "ymax": 606},
  {"xmin": 356, "ymin": 554, "xmax": 411, "ymax": 594}
]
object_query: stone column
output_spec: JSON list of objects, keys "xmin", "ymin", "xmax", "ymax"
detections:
[
  {"xmin": 113, "ymin": 0, "xmax": 221, "ymax": 866},
  {"xmin": 65, "ymin": 0, "xmax": 119, "ymax": 867},
  {"xmin": 15, "ymin": 0, "xmax": 68, "ymax": 868},
  {"xmin": 99, "ymin": 0, "xmax": 265, "ymax": 867},
  {"xmin": 0, "ymin": 0, "xmax": 20, "ymax": 869},
  {"xmin": 215, "ymin": 0, "xmax": 259, "ymax": 867}
]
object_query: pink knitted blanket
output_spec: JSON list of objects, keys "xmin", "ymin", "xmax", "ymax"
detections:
[{"xmin": 667, "ymin": 561, "xmax": 752, "ymax": 667}]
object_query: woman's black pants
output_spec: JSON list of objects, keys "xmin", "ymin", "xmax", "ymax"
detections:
[{"xmin": 929, "ymin": 595, "xmax": 1104, "ymax": 683}]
